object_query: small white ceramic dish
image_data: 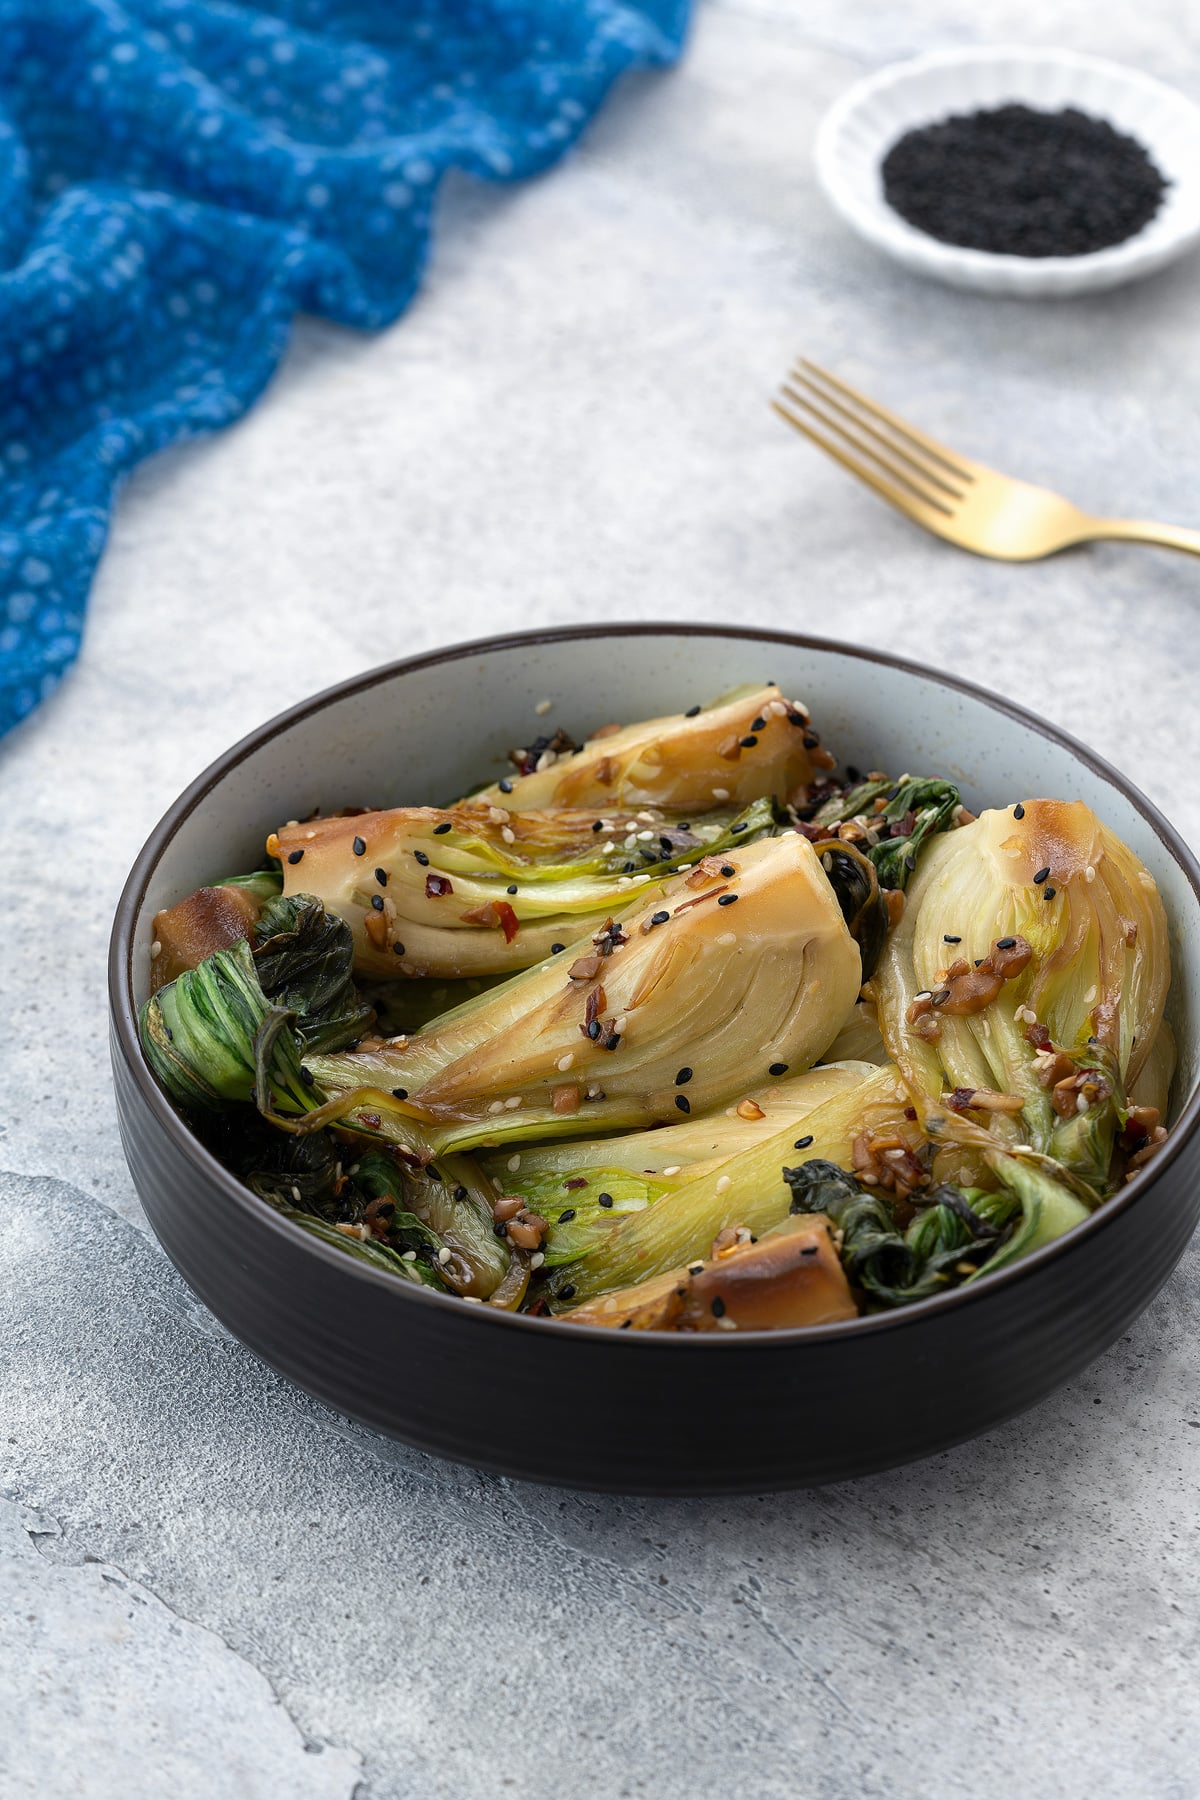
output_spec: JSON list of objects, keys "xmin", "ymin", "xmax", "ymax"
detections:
[{"xmin": 815, "ymin": 46, "xmax": 1200, "ymax": 297}]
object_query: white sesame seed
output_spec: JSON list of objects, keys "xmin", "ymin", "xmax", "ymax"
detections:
[
  {"xmin": 637, "ymin": 830, "xmax": 654, "ymax": 841},
  {"xmin": 305, "ymin": 829, "xmax": 317, "ymax": 839},
  {"xmin": 402, "ymin": 1250, "xmax": 417, "ymax": 1261},
  {"xmin": 488, "ymin": 1100, "xmax": 505, "ymax": 1114},
  {"xmin": 149, "ymin": 940, "xmax": 162, "ymax": 959},
  {"xmin": 556, "ymin": 1053, "xmax": 575, "ymax": 1072},
  {"xmin": 612, "ymin": 1016, "xmax": 627, "ymax": 1034},
  {"xmin": 437, "ymin": 1246, "xmax": 452, "ymax": 1264},
  {"xmin": 715, "ymin": 1175, "xmax": 732, "ymax": 1195},
  {"xmin": 507, "ymin": 1154, "xmax": 521, "ymax": 1172},
  {"xmin": 534, "ymin": 698, "xmax": 553, "ymax": 715},
  {"xmin": 662, "ymin": 1165, "xmax": 682, "ymax": 1177},
  {"xmin": 586, "ymin": 1084, "xmax": 602, "ymax": 1099},
  {"xmin": 535, "ymin": 750, "xmax": 556, "ymax": 773},
  {"xmin": 715, "ymin": 1315, "xmax": 738, "ymax": 1331},
  {"xmin": 716, "ymin": 931, "xmax": 736, "ymax": 946},
  {"xmin": 491, "ymin": 1176, "xmax": 504, "ymax": 1191},
  {"xmin": 1076, "ymin": 1094, "xmax": 1090, "ymax": 1114},
  {"xmin": 711, "ymin": 787, "xmax": 730, "ymax": 801},
  {"xmin": 291, "ymin": 1186, "xmax": 302, "ymax": 1203},
  {"xmin": 285, "ymin": 819, "xmax": 299, "ymax": 827},
  {"xmin": 462, "ymin": 1295, "xmax": 483, "ymax": 1304},
  {"xmin": 501, "ymin": 826, "xmax": 515, "ymax": 844},
  {"xmin": 488, "ymin": 806, "xmax": 509, "ymax": 824},
  {"xmin": 636, "ymin": 812, "xmax": 656, "ymax": 824},
  {"xmin": 387, "ymin": 1034, "xmax": 409, "ymax": 1047},
  {"xmin": 1085, "ymin": 865, "xmax": 1096, "ymax": 883},
  {"xmin": 504, "ymin": 1095, "xmax": 522, "ymax": 1109},
  {"xmin": 623, "ymin": 834, "xmax": 637, "ymax": 850},
  {"xmin": 529, "ymin": 1251, "xmax": 545, "ymax": 1270}
]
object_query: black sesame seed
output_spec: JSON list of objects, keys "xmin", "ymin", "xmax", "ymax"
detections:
[
  {"xmin": 794, "ymin": 1135, "xmax": 814, "ymax": 1150},
  {"xmin": 506, "ymin": 883, "xmax": 518, "ymax": 895},
  {"xmin": 904, "ymin": 854, "xmax": 916, "ymax": 873},
  {"xmin": 720, "ymin": 863, "xmax": 735, "ymax": 877},
  {"xmin": 717, "ymin": 893, "xmax": 738, "ymax": 907},
  {"xmin": 711, "ymin": 1296, "xmax": 726, "ymax": 1318},
  {"xmin": 453, "ymin": 1185, "xmax": 467, "ymax": 1202},
  {"xmin": 619, "ymin": 1319, "xmax": 632, "ymax": 1329},
  {"xmin": 803, "ymin": 733, "xmax": 819, "ymax": 750},
  {"xmin": 1044, "ymin": 886, "xmax": 1057, "ymax": 901},
  {"xmin": 551, "ymin": 943, "xmax": 565, "ymax": 954},
  {"xmin": 605, "ymin": 1032, "xmax": 621, "ymax": 1050},
  {"xmin": 498, "ymin": 779, "xmax": 513, "ymax": 793},
  {"xmin": 287, "ymin": 849, "xmax": 304, "ymax": 865},
  {"xmin": 598, "ymin": 1192, "xmax": 614, "ymax": 1208},
  {"xmin": 659, "ymin": 836, "xmax": 673, "ymax": 853},
  {"xmin": 392, "ymin": 942, "xmax": 406, "ymax": 956},
  {"xmin": 433, "ymin": 821, "xmax": 452, "ymax": 835},
  {"xmin": 414, "ymin": 850, "xmax": 429, "ymax": 866},
  {"xmin": 559, "ymin": 1284, "xmax": 576, "ymax": 1300},
  {"xmin": 1033, "ymin": 866, "xmax": 1051, "ymax": 884},
  {"xmin": 1014, "ymin": 803, "xmax": 1025, "ymax": 820},
  {"xmin": 996, "ymin": 936, "xmax": 1017, "ymax": 949},
  {"xmin": 769, "ymin": 1062, "xmax": 788, "ymax": 1076},
  {"xmin": 684, "ymin": 704, "xmax": 701, "ymax": 717},
  {"xmin": 675, "ymin": 1094, "xmax": 691, "ymax": 1114},
  {"xmin": 740, "ymin": 735, "xmax": 758, "ymax": 749},
  {"xmin": 374, "ymin": 867, "xmax": 388, "ymax": 886},
  {"xmin": 846, "ymin": 765, "xmax": 861, "ymax": 783},
  {"xmin": 300, "ymin": 1065, "xmax": 314, "ymax": 1085},
  {"xmin": 352, "ymin": 836, "xmax": 366, "ymax": 856},
  {"xmin": 651, "ymin": 909, "xmax": 670, "ymax": 926},
  {"xmin": 623, "ymin": 861, "xmax": 636, "ymax": 873},
  {"xmin": 731, "ymin": 822, "xmax": 748, "ymax": 834},
  {"xmin": 588, "ymin": 1020, "xmax": 601, "ymax": 1039},
  {"xmin": 675, "ymin": 1067, "xmax": 693, "ymax": 1085},
  {"xmin": 558, "ymin": 1208, "xmax": 577, "ymax": 1224},
  {"xmin": 427, "ymin": 1167, "xmax": 441, "ymax": 1182},
  {"xmin": 592, "ymin": 820, "xmax": 604, "ymax": 832},
  {"xmin": 494, "ymin": 1222, "xmax": 508, "ymax": 1238},
  {"xmin": 751, "ymin": 716, "xmax": 766, "ymax": 731},
  {"xmin": 370, "ymin": 894, "xmax": 384, "ymax": 912},
  {"xmin": 391, "ymin": 1087, "xmax": 408, "ymax": 1099},
  {"xmin": 943, "ymin": 934, "xmax": 961, "ymax": 944}
]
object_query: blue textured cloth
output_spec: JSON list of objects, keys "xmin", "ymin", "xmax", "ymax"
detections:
[{"xmin": 0, "ymin": 0, "xmax": 688, "ymax": 735}]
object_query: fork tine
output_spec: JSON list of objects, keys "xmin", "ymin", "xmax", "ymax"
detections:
[
  {"xmin": 787, "ymin": 368, "xmax": 968, "ymax": 500},
  {"xmin": 778, "ymin": 383, "xmax": 956, "ymax": 517},
  {"xmin": 798, "ymin": 360, "xmax": 977, "ymax": 484},
  {"xmin": 771, "ymin": 396, "xmax": 952, "ymax": 525}
]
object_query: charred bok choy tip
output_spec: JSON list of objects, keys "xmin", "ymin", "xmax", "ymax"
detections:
[
  {"xmin": 269, "ymin": 797, "xmax": 778, "ymax": 980},
  {"xmin": 873, "ymin": 799, "xmax": 1172, "ymax": 1195},
  {"xmin": 306, "ymin": 833, "xmax": 864, "ymax": 1154},
  {"xmin": 537, "ymin": 1062, "xmax": 917, "ymax": 1304},
  {"xmin": 805, "ymin": 774, "xmax": 962, "ymax": 889},
  {"xmin": 472, "ymin": 684, "xmax": 833, "ymax": 813}
]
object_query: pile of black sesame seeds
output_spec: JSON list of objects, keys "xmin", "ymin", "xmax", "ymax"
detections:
[{"xmin": 881, "ymin": 103, "xmax": 1168, "ymax": 258}]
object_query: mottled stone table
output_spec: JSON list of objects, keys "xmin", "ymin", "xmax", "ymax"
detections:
[{"xmin": 3, "ymin": 3, "xmax": 1199, "ymax": 1795}]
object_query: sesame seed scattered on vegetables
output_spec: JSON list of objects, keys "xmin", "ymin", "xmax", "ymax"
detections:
[
  {"xmin": 943, "ymin": 934, "xmax": 961, "ymax": 944},
  {"xmin": 352, "ymin": 836, "xmax": 366, "ymax": 856},
  {"xmin": 1014, "ymin": 803, "xmax": 1025, "ymax": 819},
  {"xmin": 506, "ymin": 884, "xmax": 518, "ymax": 895},
  {"xmin": 794, "ymin": 1135, "xmax": 814, "ymax": 1150},
  {"xmin": 414, "ymin": 850, "xmax": 429, "ymax": 866},
  {"xmin": 498, "ymin": 779, "xmax": 513, "ymax": 794},
  {"xmin": 675, "ymin": 1067, "xmax": 693, "ymax": 1085},
  {"xmin": 769, "ymin": 1062, "xmax": 788, "ymax": 1076},
  {"xmin": 711, "ymin": 1296, "xmax": 726, "ymax": 1318},
  {"xmin": 559, "ymin": 1284, "xmax": 576, "ymax": 1300},
  {"xmin": 1044, "ymin": 886, "xmax": 1057, "ymax": 901},
  {"xmin": 371, "ymin": 895, "xmax": 384, "ymax": 912},
  {"xmin": 675, "ymin": 1095, "xmax": 691, "ymax": 1114},
  {"xmin": 1033, "ymin": 866, "xmax": 1051, "ymax": 884},
  {"xmin": 740, "ymin": 735, "xmax": 758, "ymax": 749},
  {"xmin": 717, "ymin": 894, "xmax": 738, "ymax": 907},
  {"xmin": 287, "ymin": 849, "xmax": 304, "ymax": 865},
  {"xmin": 392, "ymin": 942, "xmax": 406, "ymax": 956},
  {"xmin": 685, "ymin": 704, "xmax": 701, "ymax": 717},
  {"xmin": 558, "ymin": 1208, "xmax": 577, "ymax": 1223},
  {"xmin": 434, "ymin": 821, "xmax": 452, "ymax": 835}
]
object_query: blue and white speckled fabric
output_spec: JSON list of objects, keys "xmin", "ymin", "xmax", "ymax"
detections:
[{"xmin": 0, "ymin": 0, "xmax": 688, "ymax": 735}]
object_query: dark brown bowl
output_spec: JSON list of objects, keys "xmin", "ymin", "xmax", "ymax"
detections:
[{"xmin": 109, "ymin": 625, "xmax": 1200, "ymax": 1493}]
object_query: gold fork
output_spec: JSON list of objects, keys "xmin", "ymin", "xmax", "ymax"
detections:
[{"xmin": 773, "ymin": 360, "xmax": 1200, "ymax": 562}]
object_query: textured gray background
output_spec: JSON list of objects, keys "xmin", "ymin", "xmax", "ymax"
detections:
[{"xmin": 2, "ymin": 2, "xmax": 1199, "ymax": 1795}]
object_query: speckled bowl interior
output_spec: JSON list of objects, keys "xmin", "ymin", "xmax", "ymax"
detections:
[{"xmin": 110, "ymin": 626, "xmax": 1200, "ymax": 1491}]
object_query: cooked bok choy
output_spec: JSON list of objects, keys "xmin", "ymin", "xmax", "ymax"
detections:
[
  {"xmin": 138, "ymin": 689, "xmax": 1176, "ymax": 1335},
  {"xmin": 269, "ymin": 797, "xmax": 778, "ymax": 979}
]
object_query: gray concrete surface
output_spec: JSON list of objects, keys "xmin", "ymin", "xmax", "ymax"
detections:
[{"xmin": 2, "ymin": 1, "xmax": 1199, "ymax": 1794}]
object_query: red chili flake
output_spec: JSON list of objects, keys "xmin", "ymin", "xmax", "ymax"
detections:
[
  {"xmin": 903, "ymin": 1106, "xmax": 918, "ymax": 1121},
  {"xmin": 565, "ymin": 1177, "xmax": 588, "ymax": 1190},
  {"xmin": 426, "ymin": 873, "xmax": 453, "ymax": 898},
  {"xmin": 359, "ymin": 1111, "xmax": 382, "ymax": 1128},
  {"xmin": 495, "ymin": 900, "xmax": 519, "ymax": 943},
  {"xmin": 585, "ymin": 986, "xmax": 605, "ymax": 1027}
]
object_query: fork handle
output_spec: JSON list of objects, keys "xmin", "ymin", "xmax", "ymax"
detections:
[{"xmin": 1090, "ymin": 518, "xmax": 1200, "ymax": 557}]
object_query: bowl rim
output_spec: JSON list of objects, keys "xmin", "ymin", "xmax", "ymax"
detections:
[
  {"xmin": 109, "ymin": 621, "xmax": 1200, "ymax": 1350},
  {"xmin": 814, "ymin": 44, "xmax": 1200, "ymax": 286}
]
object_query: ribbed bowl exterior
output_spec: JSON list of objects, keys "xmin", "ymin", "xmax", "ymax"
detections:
[
  {"xmin": 111, "ymin": 1019, "xmax": 1200, "ymax": 1493},
  {"xmin": 108, "ymin": 625, "xmax": 1200, "ymax": 1493}
]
